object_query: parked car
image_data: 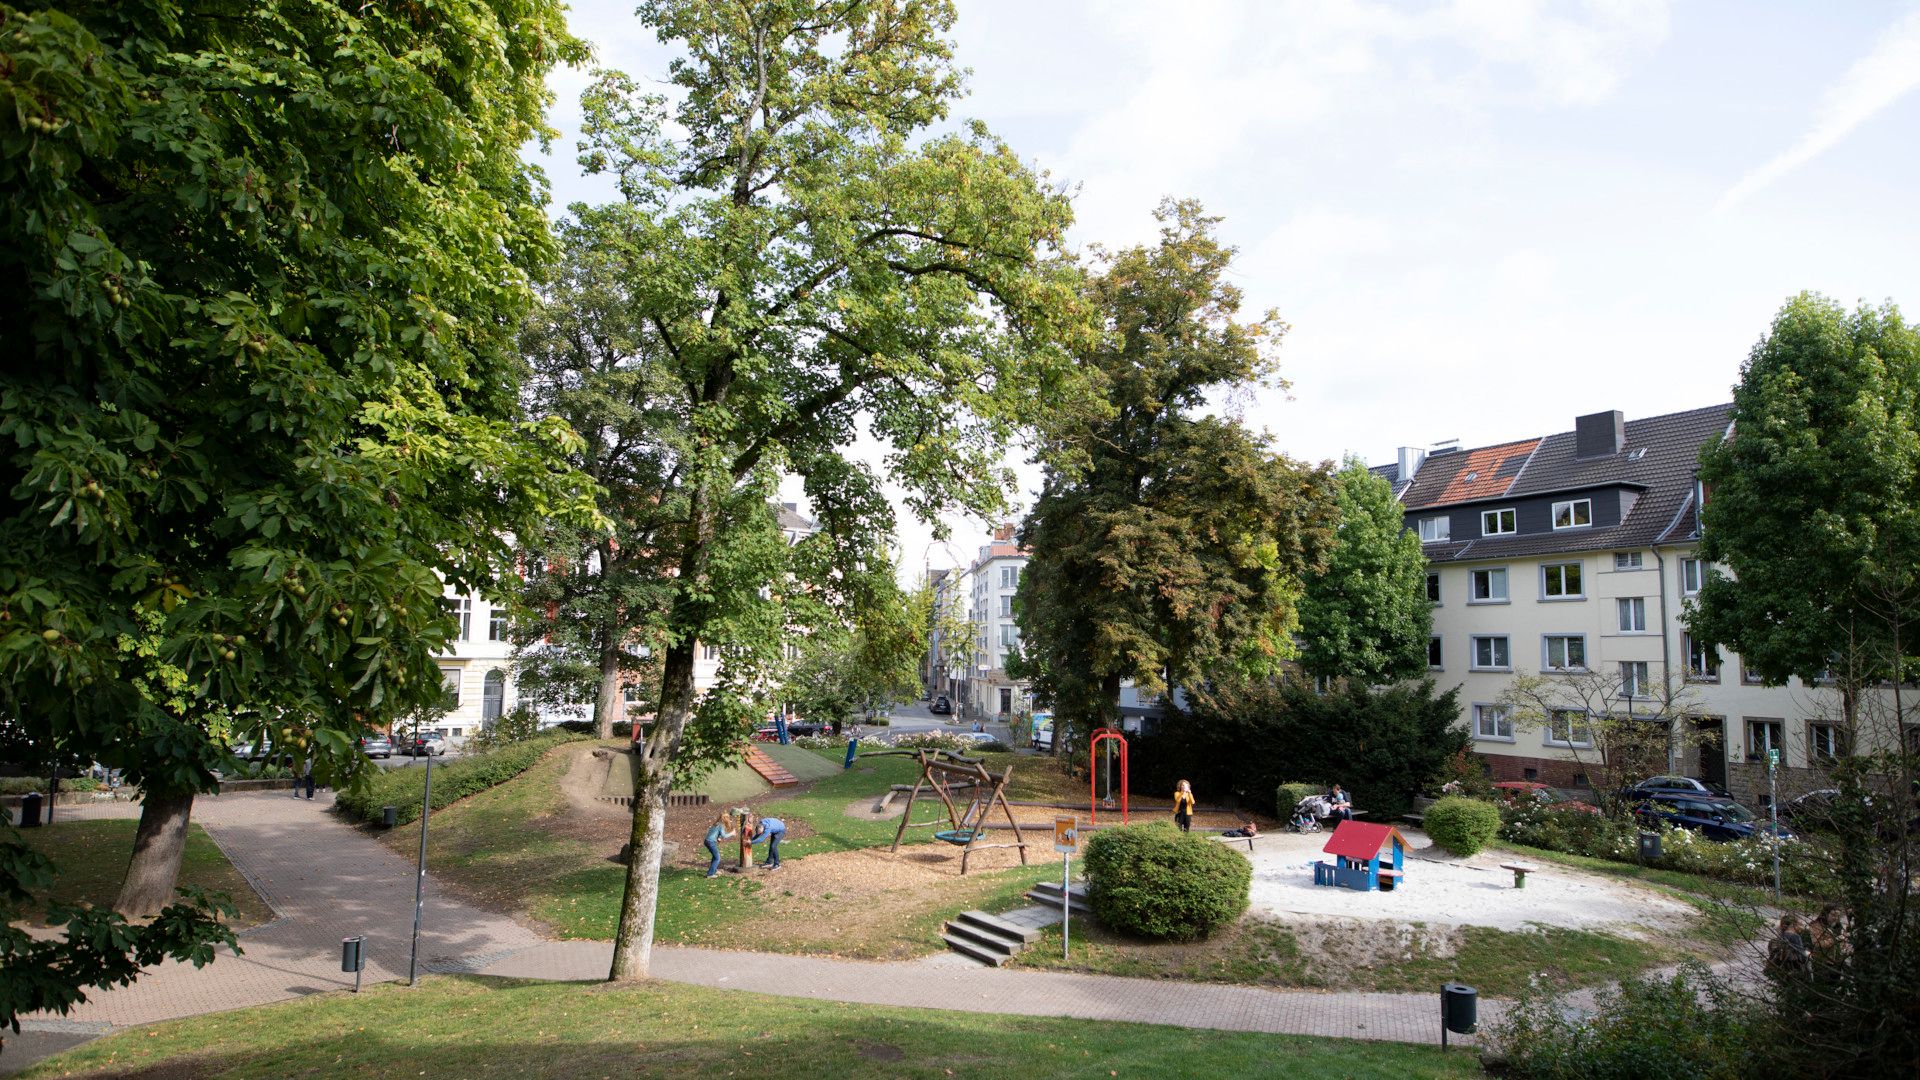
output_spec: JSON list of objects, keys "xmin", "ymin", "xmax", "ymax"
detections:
[
  {"xmin": 1492, "ymin": 780, "xmax": 1601, "ymax": 815},
  {"xmin": 359, "ymin": 735, "xmax": 393, "ymax": 759},
  {"xmin": 1618, "ymin": 775, "xmax": 1732, "ymax": 801},
  {"xmin": 394, "ymin": 732, "xmax": 446, "ymax": 757},
  {"xmin": 930, "ymin": 696, "xmax": 952, "ymax": 715},
  {"xmin": 1631, "ymin": 792, "xmax": 1793, "ymax": 841}
]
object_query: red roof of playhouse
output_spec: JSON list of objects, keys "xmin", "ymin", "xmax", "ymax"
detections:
[{"xmin": 1322, "ymin": 821, "xmax": 1408, "ymax": 860}]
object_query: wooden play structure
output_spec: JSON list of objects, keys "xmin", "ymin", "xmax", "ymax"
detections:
[
  {"xmin": 870, "ymin": 748, "xmax": 1029, "ymax": 874},
  {"xmin": 1313, "ymin": 820, "xmax": 1408, "ymax": 892}
]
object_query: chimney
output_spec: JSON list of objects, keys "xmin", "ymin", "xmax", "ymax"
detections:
[
  {"xmin": 993, "ymin": 523, "xmax": 1015, "ymax": 543},
  {"xmin": 1396, "ymin": 446, "xmax": 1426, "ymax": 482},
  {"xmin": 1574, "ymin": 411, "xmax": 1625, "ymax": 460}
]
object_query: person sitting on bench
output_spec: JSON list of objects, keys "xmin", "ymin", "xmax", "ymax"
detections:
[
  {"xmin": 1328, "ymin": 784, "xmax": 1353, "ymax": 822},
  {"xmin": 1221, "ymin": 820, "xmax": 1260, "ymax": 839}
]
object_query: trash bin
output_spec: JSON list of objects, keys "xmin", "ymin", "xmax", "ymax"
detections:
[
  {"xmin": 1442, "ymin": 983, "xmax": 1478, "ymax": 1045},
  {"xmin": 1638, "ymin": 831, "xmax": 1661, "ymax": 862},
  {"xmin": 382, "ymin": 805, "xmax": 398, "ymax": 829},
  {"xmin": 18, "ymin": 791, "xmax": 43, "ymax": 828}
]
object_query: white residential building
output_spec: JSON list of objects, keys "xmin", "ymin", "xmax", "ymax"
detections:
[
  {"xmin": 431, "ymin": 587, "xmax": 516, "ymax": 745},
  {"xmin": 964, "ymin": 524, "xmax": 1029, "ymax": 720}
]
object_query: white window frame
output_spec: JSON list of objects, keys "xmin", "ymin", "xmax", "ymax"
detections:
[
  {"xmin": 1616, "ymin": 597, "xmax": 1647, "ymax": 633},
  {"xmin": 1613, "ymin": 551, "xmax": 1643, "ymax": 570},
  {"xmin": 998, "ymin": 595, "xmax": 1013, "ymax": 618},
  {"xmin": 1000, "ymin": 566, "xmax": 1019, "ymax": 589},
  {"xmin": 701, "ymin": 643, "xmax": 720, "ymax": 662},
  {"xmin": 1685, "ymin": 633, "xmax": 1719, "ymax": 682},
  {"xmin": 1481, "ymin": 508, "xmax": 1516, "ymax": 536},
  {"xmin": 1469, "ymin": 567, "xmax": 1508, "ymax": 603},
  {"xmin": 1808, "ymin": 721, "xmax": 1846, "ymax": 764},
  {"xmin": 1471, "ymin": 635, "xmax": 1511, "ymax": 671},
  {"xmin": 1552, "ymin": 499, "xmax": 1593, "ymax": 530},
  {"xmin": 1543, "ymin": 634, "xmax": 1587, "ymax": 671},
  {"xmin": 1418, "ymin": 515, "xmax": 1451, "ymax": 543},
  {"xmin": 450, "ymin": 595, "xmax": 473, "ymax": 641},
  {"xmin": 1428, "ymin": 636, "xmax": 1443, "ymax": 669},
  {"xmin": 488, "ymin": 604, "xmax": 510, "ymax": 642},
  {"xmin": 1620, "ymin": 660, "xmax": 1649, "ymax": 699},
  {"xmin": 1473, "ymin": 703, "xmax": 1514, "ymax": 741},
  {"xmin": 440, "ymin": 667, "xmax": 462, "ymax": 708},
  {"xmin": 1541, "ymin": 561, "xmax": 1584, "ymax": 599},
  {"xmin": 1745, "ymin": 717, "xmax": 1783, "ymax": 762},
  {"xmin": 1681, "ymin": 557, "xmax": 1704, "ymax": 595},
  {"xmin": 1545, "ymin": 709, "xmax": 1594, "ymax": 748},
  {"xmin": 999, "ymin": 623, "xmax": 1018, "ymax": 647}
]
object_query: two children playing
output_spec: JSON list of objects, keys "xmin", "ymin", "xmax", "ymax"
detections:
[{"xmin": 704, "ymin": 809, "xmax": 786, "ymax": 877}]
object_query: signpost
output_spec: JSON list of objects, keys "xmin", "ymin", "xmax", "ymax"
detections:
[
  {"xmin": 1053, "ymin": 816, "xmax": 1078, "ymax": 958},
  {"xmin": 1767, "ymin": 747, "xmax": 1782, "ymax": 899},
  {"xmin": 408, "ymin": 752, "xmax": 433, "ymax": 987}
]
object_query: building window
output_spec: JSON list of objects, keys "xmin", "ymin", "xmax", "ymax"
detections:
[
  {"xmin": 1481, "ymin": 508, "xmax": 1516, "ymax": 536},
  {"xmin": 1000, "ymin": 566, "xmax": 1019, "ymax": 589},
  {"xmin": 1620, "ymin": 660, "xmax": 1649, "ymax": 699},
  {"xmin": 1474, "ymin": 704, "xmax": 1513, "ymax": 740},
  {"xmin": 999, "ymin": 623, "xmax": 1018, "ymax": 647},
  {"xmin": 1613, "ymin": 551, "xmax": 1643, "ymax": 570},
  {"xmin": 998, "ymin": 595, "xmax": 1012, "ymax": 618},
  {"xmin": 481, "ymin": 669, "xmax": 505, "ymax": 723},
  {"xmin": 1681, "ymin": 558, "xmax": 1704, "ymax": 595},
  {"xmin": 488, "ymin": 605, "xmax": 510, "ymax": 642},
  {"xmin": 1741, "ymin": 659, "xmax": 1766, "ymax": 685},
  {"xmin": 1428, "ymin": 636, "xmax": 1443, "ymax": 669},
  {"xmin": 1471, "ymin": 636, "xmax": 1511, "ymax": 670},
  {"xmin": 1544, "ymin": 634, "xmax": 1587, "ymax": 671},
  {"xmin": 1745, "ymin": 718, "xmax": 1783, "ymax": 762},
  {"xmin": 1552, "ymin": 499, "xmax": 1593, "ymax": 530},
  {"xmin": 998, "ymin": 688, "xmax": 1013, "ymax": 715},
  {"xmin": 1542, "ymin": 562, "xmax": 1584, "ymax": 598},
  {"xmin": 440, "ymin": 667, "xmax": 462, "ymax": 708},
  {"xmin": 1616, "ymin": 597, "xmax": 1647, "ymax": 633},
  {"xmin": 623, "ymin": 684, "xmax": 642, "ymax": 706},
  {"xmin": 1545, "ymin": 709, "xmax": 1594, "ymax": 747},
  {"xmin": 449, "ymin": 595, "xmax": 473, "ymax": 641},
  {"xmin": 451, "ymin": 727, "xmax": 463, "ymax": 738},
  {"xmin": 1808, "ymin": 722, "xmax": 1849, "ymax": 764},
  {"xmin": 1685, "ymin": 634, "xmax": 1719, "ymax": 682},
  {"xmin": 1469, "ymin": 568, "xmax": 1508, "ymax": 603},
  {"xmin": 701, "ymin": 643, "xmax": 720, "ymax": 661},
  {"xmin": 1426, "ymin": 572, "xmax": 1441, "ymax": 603},
  {"xmin": 1418, "ymin": 516, "xmax": 1451, "ymax": 543}
]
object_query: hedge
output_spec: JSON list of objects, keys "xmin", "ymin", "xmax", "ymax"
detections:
[
  {"xmin": 0, "ymin": 776, "xmax": 101, "ymax": 795},
  {"xmin": 335, "ymin": 732, "xmax": 586, "ymax": 827},
  {"xmin": 1083, "ymin": 822, "xmax": 1250, "ymax": 942},
  {"xmin": 1275, "ymin": 781, "xmax": 1323, "ymax": 815},
  {"xmin": 1500, "ymin": 803, "xmax": 1839, "ymax": 895},
  {"xmin": 1423, "ymin": 796, "xmax": 1502, "ymax": 856}
]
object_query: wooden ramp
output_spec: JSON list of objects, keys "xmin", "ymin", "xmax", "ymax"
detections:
[{"xmin": 744, "ymin": 746, "xmax": 799, "ymax": 787}]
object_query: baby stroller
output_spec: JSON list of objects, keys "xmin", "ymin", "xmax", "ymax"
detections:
[{"xmin": 1290, "ymin": 795, "xmax": 1332, "ymax": 833}]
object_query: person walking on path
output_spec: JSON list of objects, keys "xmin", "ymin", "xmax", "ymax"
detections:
[
  {"xmin": 296, "ymin": 756, "xmax": 316, "ymax": 800},
  {"xmin": 751, "ymin": 815, "xmax": 787, "ymax": 869},
  {"xmin": 1172, "ymin": 780, "xmax": 1196, "ymax": 832},
  {"xmin": 704, "ymin": 811, "xmax": 739, "ymax": 878}
]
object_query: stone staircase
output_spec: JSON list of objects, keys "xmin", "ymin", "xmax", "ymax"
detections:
[
  {"xmin": 744, "ymin": 746, "xmax": 799, "ymax": 787},
  {"xmin": 1025, "ymin": 879, "xmax": 1091, "ymax": 915},
  {"xmin": 940, "ymin": 909, "xmax": 1042, "ymax": 966}
]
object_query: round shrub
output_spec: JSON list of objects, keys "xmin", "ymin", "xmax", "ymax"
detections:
[
  {"xmin": 1423, "ymin": 796, "xmax": 1502, "ymax": 856},
  {"xmin": 1083, "ymin": 822, "xmax": 1250, "ymax": 942},
  {"xmin": 1276, "ymin": 781, "xmax": 1323, "ymax": 816}
]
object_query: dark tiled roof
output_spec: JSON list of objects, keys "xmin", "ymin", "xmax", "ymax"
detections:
[
  {"xmin": 774, "ymin": 505, "xmax": 817, "ymax": 532},
  {"xmin": 1402, "ymin": 439, "xmax": 1540, "ymax": 508},
  {"xmin": 1403, "ymin": 403, "xmax": 1732, "ymax": 564}
]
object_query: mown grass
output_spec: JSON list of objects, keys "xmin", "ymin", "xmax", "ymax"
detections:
[
  {"xmin": 1016, "ymin": 915, "xmax": 1321, "ymax": 986},
  {"xmin": 21, "ymin": 976, "xmax": 1487, "ymax": 1079},
  {"xmin": 9, "ymin": 818, "xmax": 274, "ymax": 929}
]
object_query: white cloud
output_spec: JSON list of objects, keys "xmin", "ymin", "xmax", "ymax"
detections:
[{"xmin": 1716, "ymin": 7, "xmax": 1920, "ymax": 213}]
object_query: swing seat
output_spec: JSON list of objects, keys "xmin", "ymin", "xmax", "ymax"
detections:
[{"xmin": 934, "ymin": 829, "xmax": 981, "ymax": 845}]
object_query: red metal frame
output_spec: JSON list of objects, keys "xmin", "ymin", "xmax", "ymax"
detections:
[{"xmin": 1089, "ymin": 727, "xmax": 1129, "ymax": 826}]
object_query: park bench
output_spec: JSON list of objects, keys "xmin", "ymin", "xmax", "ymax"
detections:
[
  {"xmin": 1499, "ymin": 862, "xmax": 1538, "ymax": 889},
  {"xmin": 1211, "ymin": 831, "xmax": 1257, "ymax": 851}
]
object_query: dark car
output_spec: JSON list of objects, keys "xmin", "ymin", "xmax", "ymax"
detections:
[
  {"xmin": 1619, "ymin": 775, "xmax": 1732, "ymax": 801},
  {"xmin": 930, "ymin": 696, "xmax": 952, "ymax": 715},
  {"xmin": 359, "ymin": 735, "xmax": 393, "ymax": 759},
  {"xmin": 394, "ymin": 732, "xmax": 446, "ymax": 757},
  {"xmin": 1632, "ymin": 792, "xmax": 1793, "ymax": 841}
]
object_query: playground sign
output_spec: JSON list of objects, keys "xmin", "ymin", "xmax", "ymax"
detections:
[{"xmin": 1053, "ymin": 816, "xmax": 1079, "ymax": 855}]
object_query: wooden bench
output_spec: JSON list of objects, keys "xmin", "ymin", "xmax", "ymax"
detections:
[{"xmin": 1499, "ymin": 862, "xmax": 1538, "ymax": 889}]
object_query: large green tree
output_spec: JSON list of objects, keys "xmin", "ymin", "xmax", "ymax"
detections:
[
  {"xmin": 1295, "ymin": 458, "xmax": 1431, "ymax": 684},
  {"xmin": 0, "ymin": 0, "xmax": 589, "ymax": 986},
  {"xmin": 1014, "ymin": 201, "xmax": 1334, "ymax": 744},
  {"xmin": 564, "ymin": 0, "xmax": 1082, "ymax": 980},
  {"xmin": 784, "ymin": 568, "xmax": 926, "ymax": 729}
]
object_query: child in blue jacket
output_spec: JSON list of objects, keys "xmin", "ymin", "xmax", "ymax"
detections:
[{"xmin": 751, "ymin": 815, "xmax": 787, "ymax": 869}]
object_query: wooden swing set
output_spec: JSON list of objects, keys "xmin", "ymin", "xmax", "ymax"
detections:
[{"xmin": 869, "ymin": 748, "xmax": 1029, "ymax": 874}]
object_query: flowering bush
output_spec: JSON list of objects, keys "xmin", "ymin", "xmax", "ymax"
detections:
[
  {"xmin": 792, "ymin": 734, "xmax": 849, "ymax": 750},
  {"xmin": 890, "ymin": 731, "xmax": 979, "ymax": 753},
  {"xmin": 1498, "ymin": 804, "xmax": 1840, "ymax": 895}
]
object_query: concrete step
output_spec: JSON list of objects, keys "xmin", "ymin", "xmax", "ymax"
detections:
[
  {"xmin": 1028, "ymin": 880, "xmax": 1090, "ymax": 903},
  {"xmin": 942, "ymin": 919, "xmax": 1022, "ymax": 957},
  {"xmin": 1026, "ymin": 888, "xmax": 1092, "ymax": 914},
  {"xmin": 952, "ymin": 909, "xmax": 1041, "ymax": 944},
  {"xmin": 940, "ymin": 932, "xmax": 1012, "ymax": 966}
]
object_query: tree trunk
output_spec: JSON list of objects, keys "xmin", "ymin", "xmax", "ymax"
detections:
[
  {"xmin": 594, "ymin": 631, "xmax": 623, "ymax": 741},
  {"xmin": 609, "ymin": 637, "xmax": 695, "ymax": 981},
  {"xmin": 114, "ymin": 789, "xmax": 196, "ymax": 917}
]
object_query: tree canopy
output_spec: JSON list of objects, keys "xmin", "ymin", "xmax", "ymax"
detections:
[
  {"xmin": 0, "ymin": 0, "xmax": 592, "ymax": 1019},
  {"xmin": 1014, "ymin": 201, "xmax": 1334, "ymax": 740},
  {"xmin": 1295, "ymin": 459, "xmax": 1432, "ymax": 684}
]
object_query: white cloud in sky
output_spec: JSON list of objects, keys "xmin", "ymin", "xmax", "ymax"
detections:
[{"xmin": 1716, "ymin": 6, "xmax": 1920, "ymax": 213}]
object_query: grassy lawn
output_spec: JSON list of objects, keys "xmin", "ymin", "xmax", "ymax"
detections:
[
  {"xmin": 9, "ymin": 819, "xmax": 273, "ymax": 929},
  {"xmin": 21, "ymin": 976, "xmax": 1486, "ymax": 1080}
]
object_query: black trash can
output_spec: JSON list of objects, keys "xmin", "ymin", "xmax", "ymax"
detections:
[
  {"xmin": 1442, "ymin": 982, "xmax": 1478, "ymax": 1039},
  {"xmin": 382, "ymin": 805, "xmax": 398, "ymax": 829},
  {"xmin": 18, "ymin": 791, "xmax": 43, "ymax": 828},
  {"xmin": 1638, "ymin": 831, "xmax": 1661, "ymax": 862}
]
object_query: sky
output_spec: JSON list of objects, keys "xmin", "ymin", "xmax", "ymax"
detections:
[{"xmin": 527, "ymin": 0, "xmax": 1920, "ymax": 579}]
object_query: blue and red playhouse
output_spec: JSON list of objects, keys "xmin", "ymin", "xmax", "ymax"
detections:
[{"xmin": 1312, "ymin": 820, "xmax": 1408, "ymax": 892}]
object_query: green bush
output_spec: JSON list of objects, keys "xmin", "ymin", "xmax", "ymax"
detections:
[
  {"xmin": 0, "ymin": 776, "xmax": 101, "ymax": 795},
  {"xmin": 1488, "ymin": 962, "xmax": 1760, "ymax": 1080},
  {"xmin": 1083, "ymin": 822, "xmax": 1250, "ymax": 942},
  {"xmin": 1423, "ymin": 796, "xmax": 1502, "ymax": 856},
  {"xmin": 335, "ymin": 732, "xmax": 585, "ymax": 827},
  {"xmin": 1275, "ymin": 781, "xmax": 1323, "ymax": 816},
  {"xmin": 1498, "ymin": 804, "xmax": 1841, "ymax": 895}
]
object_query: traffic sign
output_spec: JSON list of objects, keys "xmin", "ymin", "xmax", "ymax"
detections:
[
  {"xmin": 1053, "ymin": 816, "xmax": 1078, "ymax": 855},
  {"xmin": 1767, "ymin": 748, "xmax": 1780, "ymax": 768}
]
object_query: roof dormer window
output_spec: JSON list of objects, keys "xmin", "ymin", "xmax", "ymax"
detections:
[
  {"xmin": 1481, "ymin": 508, "xmax": 1516, "ymax": 536},
  {"xmin": 1552, "ymin": 499, "xmax": 1592, "ymax": 530}
]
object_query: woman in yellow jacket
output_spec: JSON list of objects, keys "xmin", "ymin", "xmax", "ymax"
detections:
[{"xmin": 1172, "ymin": 779, "xmax": 1196, "ymax": 832}]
